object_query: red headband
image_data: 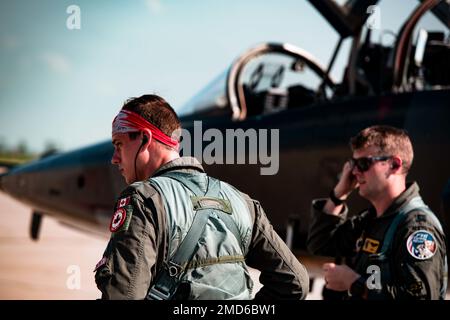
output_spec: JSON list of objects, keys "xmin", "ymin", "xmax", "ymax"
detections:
[{"xmin": 112, "ymin": 110, "xmax": 179, "ymax": 149}]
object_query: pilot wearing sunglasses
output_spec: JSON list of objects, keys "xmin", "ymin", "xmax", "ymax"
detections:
[{"xmin": 307, "ymin": 125, "xmax": 447, "ymax": 300}]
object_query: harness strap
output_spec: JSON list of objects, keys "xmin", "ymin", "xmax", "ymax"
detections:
[
  {"xmin": 163, "ymin": 172, "xmax": 245, "ymax": 253},
  {"xmin": 370, "ymin": 196, "xmax": 446, "ymax": 298},
  {"xmin": 147, "ymin": 172, "xmax": 245, "ymax": 300},
  {"xmin": 378, "ymin": 197, "xmax": 441, "ymax": 256},
  {"xmin": 147, "ymin": 205, "xmax": 214, "ymax": 300}
]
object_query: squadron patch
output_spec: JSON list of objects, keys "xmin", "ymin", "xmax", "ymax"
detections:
[
  {"xmin": 406, "ymin": 230, "xmax": 437, "ymax": 260},
  {"xmin": 110, "ymin": 208, "xmax": 127, "ymax": 232}
]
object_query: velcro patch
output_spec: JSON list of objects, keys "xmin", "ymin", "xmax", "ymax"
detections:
[
  {"xmin": 406, "ymin": 230, "xmax": 437, "ymax": 260},
  {"xmin": 362, "ymin": 238, "xmax": 380, "ymax": 254},
  {"xmin": 110, "ymin": 206, "xmax": 133, "ymax": 233},
  {"xmin": 94, "ymin": 256, "xmax": 108, "ymax": 272},
  {"xmin": 110, "ymin": 208, "xmax": 127, "ymax": 232},
  {"xmin": 118, "ymin": 196, "xmax": 130, "ymax": 208}
]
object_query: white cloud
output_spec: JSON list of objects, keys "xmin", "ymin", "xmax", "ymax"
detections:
[
  {"xmin": 41, "ymin": 52, "xmax": 71, "ymax": 74},
  {"xmin": 145, "ymin": 0, "xmax": 164, "ymax": 14}
]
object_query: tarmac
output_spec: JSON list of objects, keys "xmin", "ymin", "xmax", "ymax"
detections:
[{"xmin": 0, "ymin": 190, "xmax": 106, "ymax": 299}]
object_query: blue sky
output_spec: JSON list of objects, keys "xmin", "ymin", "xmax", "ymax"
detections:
[{"xmin": 0, "ymin": 0, "xmax": 444, "ymax": 153}]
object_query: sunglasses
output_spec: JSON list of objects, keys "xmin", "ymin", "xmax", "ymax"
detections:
[{"xmin": 349, "ymin": 156, "xmax": 392, "ymax": 172}]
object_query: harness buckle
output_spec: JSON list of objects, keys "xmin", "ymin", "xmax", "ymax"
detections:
[
  {"xmin": 147, "ymin": 286, "xmax": 171, "ymax": 300},
  {"xmin": 167, "ymin": 261, "xmax": 183, "ymax": 277}
]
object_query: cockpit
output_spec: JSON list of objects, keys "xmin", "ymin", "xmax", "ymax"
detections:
[
  {"xmin": 178, "ymin": 0, "xmax": 449, "ymax": 122},
  {"xmin": 177, "ymin": 43, "xmax": 336, "ymax": 121}
]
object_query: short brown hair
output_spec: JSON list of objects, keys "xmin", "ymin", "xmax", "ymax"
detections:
[
  {"xmin": 350, "ymin": 125, "xmax": 414, "ymax": 174},
  {"xmin": 121, "ymin": 94, "xmax": 181, "ymax": 146}
]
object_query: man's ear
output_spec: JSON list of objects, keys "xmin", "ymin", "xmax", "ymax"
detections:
[
  {"xmin": 141, "ymin": 129, "xmax": 152, "ymax": 146},
  {"xmin": 391, "ymin": 157, "xmax": 402, "ymax": 170}
]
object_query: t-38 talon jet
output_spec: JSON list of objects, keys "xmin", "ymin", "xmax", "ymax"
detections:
[{"xmin": 1, "ymin": 0, "xmax": 449, "ymax": 262}]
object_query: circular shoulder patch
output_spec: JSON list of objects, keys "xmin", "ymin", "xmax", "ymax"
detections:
[
  {"xmin": 406, "ymin": 230, "xmax": 437, "ymax": 260},
  {"xmin": 110, "ymin": 208, "xmax": 127, "ymax": 232}
]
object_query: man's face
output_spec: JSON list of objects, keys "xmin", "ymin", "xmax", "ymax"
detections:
[
  {"xmin": 352, "ymin": 146, "xmax": 392, "ymax": 201},
  {"xmin": 111, "ymin": 132, "xmax": 142, "ymax": 184}
]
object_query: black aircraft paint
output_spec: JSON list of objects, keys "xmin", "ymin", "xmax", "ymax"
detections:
[{"xmin": 1, "ymin": 0, "xmax": 449, "ymax": 254}]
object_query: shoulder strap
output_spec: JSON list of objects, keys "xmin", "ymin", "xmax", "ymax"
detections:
[
  {"xmin": 161, "ymin": 171, "xmax": 245, "ymax": 252},
  {"xmin": 374, "ymin": 196, "xmax": 447, "ymax": 299},
  {"xmin": 162, "ymin": 171, "xmax": 207, "ymax": 197},
  {"xmin": 379, "ymin": 196, "xmax": 442, "ymax": 255},
  {"xmin": 147, "ymin": 172, "xmax": 244, "ymax": 300}
]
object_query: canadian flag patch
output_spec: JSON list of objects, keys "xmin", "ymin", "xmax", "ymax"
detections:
[{"xmin": 118, "ymin": 196, "xmax": 130, "ymax": 208}]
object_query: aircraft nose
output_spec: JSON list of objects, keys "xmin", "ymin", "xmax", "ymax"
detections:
[
  {"xmin": 0, "ymin": 171, "xmax": 7, "ymax": 192},
  {"xmin": 0, "ymin": 170, "xmax": 17, "ymax": 196}
]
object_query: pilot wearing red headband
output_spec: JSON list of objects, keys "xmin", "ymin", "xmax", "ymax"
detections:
[
  {"xmin": 94, "ymin": 94, "xmax": 309, "ymax": 300},
  {"xmin": 111, "ymin": 108, "xmax": 179, "ymax": 184}
]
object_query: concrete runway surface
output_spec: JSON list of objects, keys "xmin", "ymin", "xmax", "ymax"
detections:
[
  {"xmin": 0, "ymin": 191, "xmax": 106, "ymax": 299},
  {"xmin": 0, "ymin": 191, "xmax": 340, "ymax": 300}
]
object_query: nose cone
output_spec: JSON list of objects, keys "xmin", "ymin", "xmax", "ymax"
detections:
[
  {"xmin": 0, "ymin": 167, "xmax": 29, "ymax": 201},
  {"xmin": 0, "ymin": 169, "xmax": 15, "ymax": 194},
  {"xmin": 0, "ymin": 172, "xmax": 4, "ymax": 191}
]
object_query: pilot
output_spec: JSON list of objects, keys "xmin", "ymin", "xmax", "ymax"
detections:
[
  {"xmin": 94, "ymin": 94, "xmax": 309, "ymax": 299},
  {"xmin": 307, "ymin": 125, "xmax": 447, "ymax": 299}
]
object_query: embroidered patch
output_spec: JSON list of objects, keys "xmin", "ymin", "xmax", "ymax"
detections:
[
  {"xmin": 118, "ymin": 196, "xmax": 130, "ymax": 208},
  {"xmin": 110, "ymin": 208, "xmax": 127, "ymax": 232},
  {"xmin": 407, "ymin": 281, "xmax": 424, "ymax": 295},
  {"xmin": 407, "ymin": 230, "xmax": 437, "ymax": 260},
  {"xmin": 94, "ymin": 256, "xmax": 108, "ymax": 272},
  {"xmin": 110, "ymin": 205, "xmax": 133, "ymax": 234},
  {"xmin": 362, "ymin": 238, "xmax": 380, "ymax": 254}
]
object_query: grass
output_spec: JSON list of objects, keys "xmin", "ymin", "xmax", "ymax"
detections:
[{"xmin": 0, "ymin": 154, "xmax": 37, "ymax": 166}]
